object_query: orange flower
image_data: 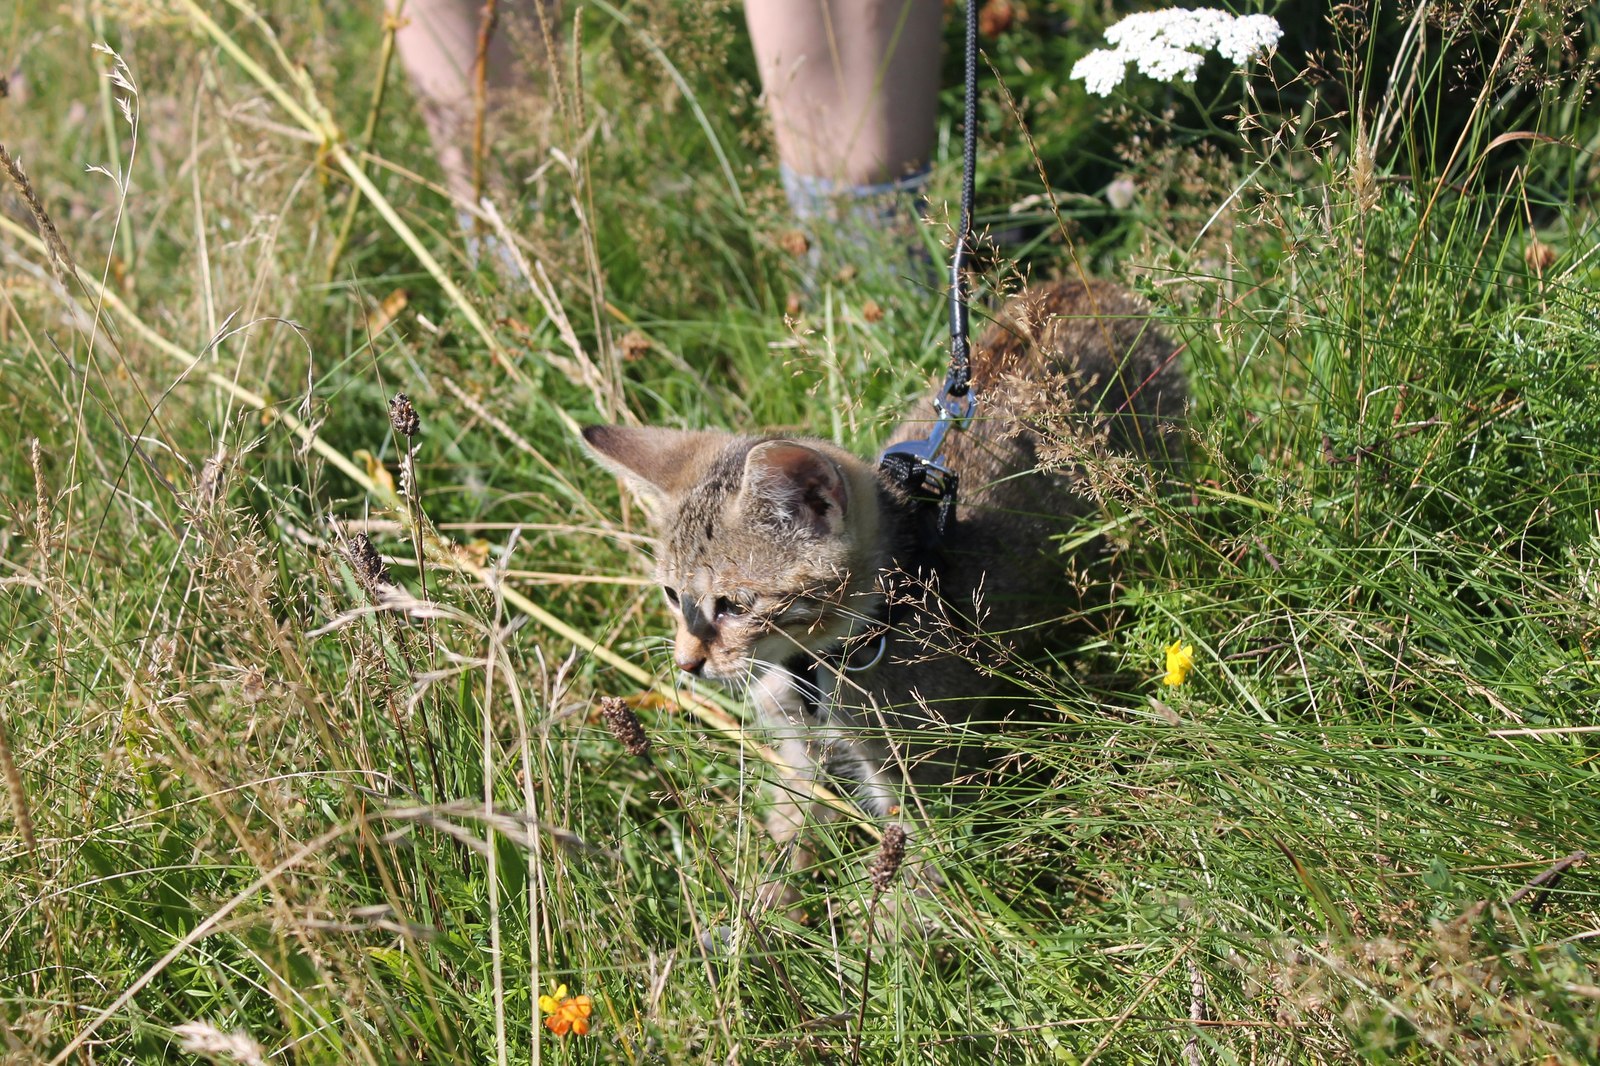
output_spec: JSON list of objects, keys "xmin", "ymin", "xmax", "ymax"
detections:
[{"xmin": 538, "ymin": 984, "xmax": 594, "ymax": 1037}]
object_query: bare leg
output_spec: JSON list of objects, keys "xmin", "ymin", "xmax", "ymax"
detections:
[
  {"xmin": 745, "ymin": 0, "xmax": 943, "ymax": 223},
  {"xmin": 395, "ymin": 0, "xmax": 943, "ymax": 262},
  {"xmin": 745, "ymin": 0, "xmax": 942, "ymax": 184},
  {"xmin": 390, "ymin": 0, "xmax": 530, "ymax": 208}
]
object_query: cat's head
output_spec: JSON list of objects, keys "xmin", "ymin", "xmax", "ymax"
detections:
[{"xmin": 581, "ymin": 425, "xmax": 884, "ymax": 683}]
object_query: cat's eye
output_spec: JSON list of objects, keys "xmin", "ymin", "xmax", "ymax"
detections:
[
  {"xmin": 713, "ymin": 595, "xmax": 747, "ymax": 620},
  {"xmin": 663, "ymin": 587, "xmax": 680, "ymax": 607},
  {"xmin": 774, "ymin": 599, "xmax": 820, "ymax": 626}
]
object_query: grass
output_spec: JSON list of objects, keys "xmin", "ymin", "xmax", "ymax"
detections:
[{"xmin": 1, "ymin": 0, "xmax": 1598, "ymax": 1062}]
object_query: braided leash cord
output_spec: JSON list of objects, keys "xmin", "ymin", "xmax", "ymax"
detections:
[{"xmin": 946, "ymin": 0, "xmax": 979, "ymax": 400}]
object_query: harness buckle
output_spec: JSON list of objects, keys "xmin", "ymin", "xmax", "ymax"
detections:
[{"xmin": 877, "ymin": 370, "xmax": 975, "ymax": 540}]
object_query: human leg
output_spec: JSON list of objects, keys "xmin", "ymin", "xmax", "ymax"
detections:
[
  {"xmin": 745, "ymin": 0, "xmax": 943, "ymax": 229},
  {"xmin": 390, "ymin": 0, "xmax": 530, "ymax": 208}
]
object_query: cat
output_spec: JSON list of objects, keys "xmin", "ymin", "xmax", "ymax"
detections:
[{"xmin": 582, "ymin": 277, "xmax": 1185, "ymax": 897}]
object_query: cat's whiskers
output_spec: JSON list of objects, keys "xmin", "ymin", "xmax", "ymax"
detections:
[
  {"xmin": 745, "ymin": 657, "xmax": 830, "ymax": 706},
  {"xmin": 637, "ymin": 635, "xmax": 675, "ymax": 662}
]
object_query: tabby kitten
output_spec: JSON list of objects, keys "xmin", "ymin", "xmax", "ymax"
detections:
[{"xmin": 583, "ymin": 278, "xmax": 1184, "ymax": 870}]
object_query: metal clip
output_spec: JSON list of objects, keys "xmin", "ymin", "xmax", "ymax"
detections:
[
  {"xmin": 878, "ymin": 383, "xmax": 974, "ymax": 478},
  {"xmin": 877, "ymin": 356, "xmax": 978, "ymax": 544}
]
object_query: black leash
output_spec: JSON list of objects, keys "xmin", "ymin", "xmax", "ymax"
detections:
[
  {"xmin": 947, "ymin": 0, "xmax": 979, "ymax": 402},
  {"xmin": 878, "ymin": 0, "xmax": 980, "ymax": 544}
]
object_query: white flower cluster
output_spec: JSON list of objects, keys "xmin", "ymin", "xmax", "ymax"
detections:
[{"xmin": 1072, "ymin": 8, "xmax": 1283, "ymax": 97}]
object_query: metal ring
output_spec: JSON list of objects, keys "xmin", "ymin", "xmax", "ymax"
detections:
[{"xmin": 842, "ymin": 632, "xmax": 888, "ymax": 673}]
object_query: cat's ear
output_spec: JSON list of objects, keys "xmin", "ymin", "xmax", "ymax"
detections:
[
  {"xmin": 581, "ymin": 425, "xmax": 730, "ymax": 505},
  {"xmin": 739, "ymin": 440, "xmax": 848, "ymax": 538}
]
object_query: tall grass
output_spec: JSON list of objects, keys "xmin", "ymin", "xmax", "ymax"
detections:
[{"xmin": 1, "ymin": 1, "xmax": 1597, "ymax": 1063}]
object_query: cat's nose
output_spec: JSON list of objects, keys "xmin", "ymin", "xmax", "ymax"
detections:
[{"xmin": 676, "ymin": 655, "xmax": 707, "ymax": 676}]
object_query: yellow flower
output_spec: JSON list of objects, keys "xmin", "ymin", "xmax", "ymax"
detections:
[
  {"xmin": 1163, "ymin": 640, "xmax": 1195, "ymax": 686},
  {"xmin": 539, "ymin": 984, "xmax": 594, "ymax": 1037}
]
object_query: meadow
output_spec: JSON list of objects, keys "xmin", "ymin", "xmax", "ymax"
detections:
[{"xmin": 1, "ymin": 0, "xmax": 1598, "ymax": 1062}]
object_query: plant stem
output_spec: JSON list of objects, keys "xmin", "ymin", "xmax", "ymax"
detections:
[{"xmin": 322, "ymin": 0, "xmax": 405, "ymax": 282}]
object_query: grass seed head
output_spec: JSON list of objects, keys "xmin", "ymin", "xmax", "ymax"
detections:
[
  {"xmin": 173, "ymin": 1020, "xmax": 268, "ymax": 1066},
  {"xmin": 601, "ymin": 696, "xmax": 651, "ymax": 759},
  {"xmin": 0, "ymin": 143, "xmax": 75, "ymax": 282},
  {"xmin": 192, "ymin": 443, "xmax": 228, "ymax": 514},
  {"xmin": 868, "ymin": 824, "xmax": 908, "ymax": 892},
  {"xmin": 29, "ymin": 437, "xmax": 52, "ymax": 559},
  {"xmin": 388, "ymin": 392, "xmax": 421, "ymax": 438},
  {"xmin": 1351, "ymin": 135, "xmax": 1380, "ymax": 214},
  {"xmin": 348, "ymin": 533, "xmax": 392, "ymax": 591},
  {"xmin": 0, "ymin": 710, "xmax": 37, "ymax": 857}
]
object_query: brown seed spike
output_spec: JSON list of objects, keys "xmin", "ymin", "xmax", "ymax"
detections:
[
  {"xmin": 868, "ymin": 824, "xmax": 907, "ymax": 893},
  {"xmin": 388, "ymin": 393, "xmax": 420, "ymax": 438},
  {"xmin": 30, "ymin": 438, "xmax": 51, "ymax": 558},
  {"xmin": 0, "ymin": 712, "xmax": 36, "ymax": 857},
  {"xmin": 600, "ymin": 697, "xmax": 652, "ymax": 759},
  {"xmin": 1, "ymin": 143, "xmax": 75, "ymax": 283},
  {"xmin": 348, "ymin": 533, "xmax": 391, "ymax": 589}
]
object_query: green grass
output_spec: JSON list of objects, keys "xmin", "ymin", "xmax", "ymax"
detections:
[{"xmin": 2, "ymin": 0, "xmax": 1598, "ymax": 1063}]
